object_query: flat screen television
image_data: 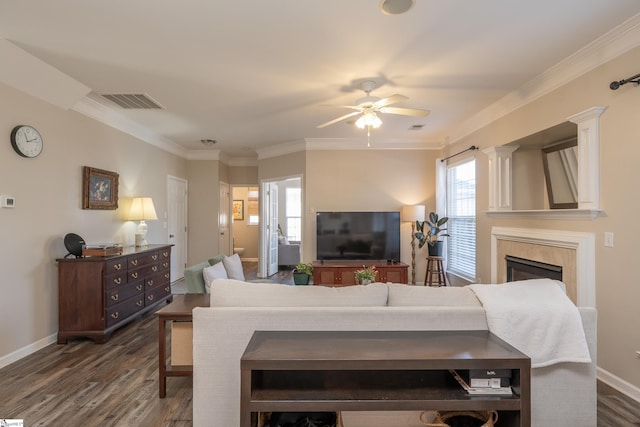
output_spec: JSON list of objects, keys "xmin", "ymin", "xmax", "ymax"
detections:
[{"xmin": 316, "ymin": 211, "xmax": 400, "ymax": 261}]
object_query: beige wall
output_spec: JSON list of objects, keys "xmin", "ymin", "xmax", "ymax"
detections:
[
  {"xmin": 0, "ymin": 82, "xmax": 186, "ymax": 363},
  {"xmin": 448, "ymin": 45, "xmax": 640, "ymax": 390},
  {"xmin": 305, "ymin": 149, "xmax": 440, "ymax": 282},
  {"xmin": 186, "ymin": 160, "xmax": 221, "ymax": 265}
]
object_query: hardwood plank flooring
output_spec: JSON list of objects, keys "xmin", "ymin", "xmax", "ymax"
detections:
[{"xmin": 0, "ymin": 263, "xmax": 638, "ymax": 426}]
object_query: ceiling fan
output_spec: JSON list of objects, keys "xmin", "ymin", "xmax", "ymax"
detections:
[{"xmin": 317, "ymin": 80, "xmax": 430, "ymax": 129}]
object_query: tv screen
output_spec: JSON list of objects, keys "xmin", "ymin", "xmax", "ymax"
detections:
[{"xmin": 316, "ymin": 211, "xmax": 400, "ymax": 261}]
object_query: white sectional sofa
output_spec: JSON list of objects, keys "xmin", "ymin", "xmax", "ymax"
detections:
[{"xmin": 192, "ymin": 280, "xmax": 597, "ymax": 427}]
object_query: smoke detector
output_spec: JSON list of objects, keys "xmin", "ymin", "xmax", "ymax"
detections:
[{"xmin": 200, "ymin": 139, "xmax": 218, "ymax": 146}]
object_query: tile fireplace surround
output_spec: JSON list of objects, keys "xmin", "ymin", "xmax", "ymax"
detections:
[{"xmin": 490, "ymin": 226, "xmax": 595, "ymax": 307}]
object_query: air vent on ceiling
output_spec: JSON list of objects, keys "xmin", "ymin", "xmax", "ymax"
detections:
[
  {"xmin": 409, "ymin": 124, "xmax": 424, "ymax": 130},
  {"xmin": 100, "ymin": 93, "xmax": 164, "ymax": 109}
]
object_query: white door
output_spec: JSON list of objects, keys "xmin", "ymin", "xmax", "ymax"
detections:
[
  {"xmin": 167, "ymin": 175, "xmax": 188, "ymax": 281},
  {"xmin": 267, "ymin": 183, "xmax": 279, "ymax": 276},
  {"xmin": 219, "ymin": 181, "xmax": 231, "ymax": 256}
]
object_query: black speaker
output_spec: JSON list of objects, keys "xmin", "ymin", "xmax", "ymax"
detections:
[{"xmin": 64, "ymin": 233, "xmax": 85, "ymax": 258}]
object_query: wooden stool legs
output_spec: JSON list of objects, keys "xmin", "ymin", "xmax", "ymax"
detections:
[{"xmin": 424, "ymin": 256, "xmax": 448, "ymax": 287}]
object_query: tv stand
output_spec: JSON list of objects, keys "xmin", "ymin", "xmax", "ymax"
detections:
[{"xmin": 312, "ymin": 260, "xmax": 408, "ymax": 286}]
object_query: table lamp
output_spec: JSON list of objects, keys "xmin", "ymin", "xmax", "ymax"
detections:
[
  {"xmin": 129, "ymin": 197, "xmax": 158, "ymax": 247},
  {"xmin": 402, "ymin": 204, "xmax": 425, "ymax": 285}
]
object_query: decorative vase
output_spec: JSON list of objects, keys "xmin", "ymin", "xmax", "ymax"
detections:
[
  {"xmin": 428, "ymin": 241, "xmax": 444, "ymax": 257},
  {"xmin": 293, "ymin": 272, "xmax": 310, "ymax": 285}
]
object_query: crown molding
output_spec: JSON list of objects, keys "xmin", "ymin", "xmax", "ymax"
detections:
[
  {"xmin": 73, "ymin": 96, "xmax": 187, "ymax": 158},
  {"xmin": 448, "ymin": 12, "xmax": 640, "ymax": 145}
]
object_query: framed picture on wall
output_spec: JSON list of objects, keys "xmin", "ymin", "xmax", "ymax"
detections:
[
  {"xmin": 233, "ymin": 200, "xmax": 244, "ymax": 220},
  {"xmin": 82, "ymin": 166, "xmax": 119, "ymax": 210}
]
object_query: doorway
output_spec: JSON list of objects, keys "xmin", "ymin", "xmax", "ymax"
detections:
[
  {"xmin": 258, "ymin": 175, "xmax": 303, "ymax": 278},
  {"xmin": 231, "ymin": 186, "xmax": 260, "ymax": 262},
  {"xmin": 167, "ymin": 175, "xmax": 188, "ymax": 281}
]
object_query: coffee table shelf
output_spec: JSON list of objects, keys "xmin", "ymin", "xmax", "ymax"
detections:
[{"xmin": 241, "ymin": 330, "xmax": 530, "ymax": 427}]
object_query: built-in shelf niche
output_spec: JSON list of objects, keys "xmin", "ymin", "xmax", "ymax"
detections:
[{"xmin": 483, "ymin": 106, "xmax": 606, "ymax": 219}]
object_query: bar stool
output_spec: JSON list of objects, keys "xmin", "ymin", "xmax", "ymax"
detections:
[{"xmin": 424, "ymin": 256, "xmax": 448, "ymax": 287}]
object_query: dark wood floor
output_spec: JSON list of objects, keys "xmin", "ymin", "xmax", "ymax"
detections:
[{"xmin": 0, "ymin": 264, "xmax": 638, "ymax": 426}]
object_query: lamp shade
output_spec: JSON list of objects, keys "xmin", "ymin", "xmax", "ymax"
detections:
[
  {"xmin": 402, "ymin": 205, "xmax": 425, "ymax": 223},
  {"xmin": 128, "ymin": 197, "xmax": 158, "ymax": 221}
]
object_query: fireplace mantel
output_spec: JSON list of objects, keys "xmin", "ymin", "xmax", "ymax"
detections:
[{"xmin": 485, "ymin": 209, "xmax": 603, "ymax": 220}]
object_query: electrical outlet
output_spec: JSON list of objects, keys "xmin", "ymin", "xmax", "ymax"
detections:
[{"xmin": 604, "ymin": 232, "xmax": 614, "ymax": 247}]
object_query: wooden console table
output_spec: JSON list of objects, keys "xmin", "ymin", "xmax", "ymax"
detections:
[
  {"xmin": 312, "ymin": 260, "xmax": 408, "ymax": 286},
  {"xmin": 241, "ymin": 330, "xmax": 530, "ymax": 427}
]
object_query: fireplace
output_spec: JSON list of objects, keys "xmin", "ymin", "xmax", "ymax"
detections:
[
  {"xmin": 490, "ymin": 226, "xmax": 595, "ymax": 307},
  {"xmin": 506, "ymin": 255, "xmax": 562, "ymax": 282}
]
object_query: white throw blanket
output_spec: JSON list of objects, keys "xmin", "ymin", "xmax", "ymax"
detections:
[{"xmin": 468, "ymin": 279, "xmax": 591, "ymax": 368}]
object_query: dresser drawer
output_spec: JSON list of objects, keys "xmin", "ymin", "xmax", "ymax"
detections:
[
  {"xmin": 104, "ymin": 271, "xmax": 128, "ymax": 289},
  {"xmin": 158, "ymin": 247, "xmax": 171, "ymax": 261},
  {"xmin": 128, "ymin": 264, "xmax": 159, "ymax": 282},
  {"xmin": 105, "ymin": 258, "xmax": 126, "ymax": 275},
  {"xmin": 145, "ymin": 284, "xmax": 171, "ymax": 306},
  {"xmin": 145, "ymin": 271, "xmax": 170, "ymax": 290},
  {"xmin": 106, "ymin": 295, "xmax": 145, "ymax": 327},
  {"xmin": 128, "ymin": 251, "xmax": 159, "ymax": 270},
  {"xmin": 105, "ymin": 280, "xmax": 144, "ymax": 308}
]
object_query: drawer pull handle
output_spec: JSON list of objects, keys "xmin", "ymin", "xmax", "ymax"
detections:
[
  {"xmin": 111, "ymin": 312, "xmax": 119, "ymax": 320},
  {"xmin": 136, "ymin": 301, "xmax": 143, "ymax": 307},
  {"xmin": 131, "ymin": 259, "xmax": 138, "ymax": 266},
  {"xmin": 152, "ymin": 266, "xmax": 158, "ymax": 272},
  {"xmin": 148, "ymin": 280, "xmax": 154, "ymax": 286},
  {"xmin": 131, "ymin": 272, "xmax": 138, "ymax": 279},
  {"xmin": 111, "ymin": 294, "xmax": 119, "ymax": 301},
  {"xmin": 165, "ymin": 273, "xmax": 170, "ymax": 279},
  {"xmin": 136, "ymin": 284, "xmax": 143, "ymax": 291},
  {"xmin": 152, "ymin": 255, "xmax": 158, "ymax": 260},
  {"xmin": 114, "ymin": 263, "xmax": 122, "ymax": 270},
  {"xmin": 163, "ymin": 262, "xmax": 169, "ymax": 268},
  {"xmin": 114, "ymin": 278, "xmax": 122, "ymax": 285},
  {"xmin": 165, "ymin": 286, "xmax": 170, "ymax": 292},
  {"xmin": 147, "ymin": 295, "xmax": 154, "ymax": 301}
]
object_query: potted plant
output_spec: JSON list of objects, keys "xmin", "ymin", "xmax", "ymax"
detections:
[
  {"xmin": 354, "ymin": 265, "xmax": 378, "ymax": 285},
  {"xmin": 415, "ymin": 211, "xmax": 450, "ymax": 257},
  {"xmin": 293, "ymin": 262, "xmax": 313, "ymax": 285}
]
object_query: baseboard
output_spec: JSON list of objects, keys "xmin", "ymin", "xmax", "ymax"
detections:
[
  {"xmin": 0, "ymin": 333, "xmax": 57, "ymax": 370},
  {"xmin": 598, "ymin": 366, "xmax": 640, "ymax": 403}
]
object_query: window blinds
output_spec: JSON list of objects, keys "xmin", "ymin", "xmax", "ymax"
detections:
[{"xmin": 446, "ymin": 159, "xmax": 476, "ymax": 280}]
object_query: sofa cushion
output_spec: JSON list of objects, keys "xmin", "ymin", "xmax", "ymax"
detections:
[
  {"xmin": 184, "ymin": 261, "xmax": 212, "ymax": 294},
  {"xmin": 222, "ymin": 253, "xmax": 245, "ymax": 281},
  {"xmin": 387, "ymin": 284, "xmax": 482, "ymax": 307},
  {"xmin": 203, "ymin": 262, "xmax": 228, "ymax": 293},
  {"xmin": 210, "ymin": 279, "xmax": 389, "ymax": 307}
]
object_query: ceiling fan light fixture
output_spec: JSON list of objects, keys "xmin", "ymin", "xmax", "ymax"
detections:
[
  {"xmin": 380, "ymin": 0, "xmax": 415, "ymax": 15},
  {"xmin": 356, "ymin": 112, "xmax": 382, "ymax": 129}
]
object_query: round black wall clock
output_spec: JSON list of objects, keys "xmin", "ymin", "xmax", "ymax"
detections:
[{"xmin": 10, "ymin": 125, "xmax": 43, "ymax": 158}]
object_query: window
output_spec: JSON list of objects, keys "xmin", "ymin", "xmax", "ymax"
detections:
[
  {"xmin": 446, "ymin": 159, "xmax": 476, "ymax": 280},
  {"xmin": 285, "ymin": 187, "xmax": 302, "ymax": 241},
  {"xmin": 247, "ymin": 187, "xmax": 259, "ymax": 225}
]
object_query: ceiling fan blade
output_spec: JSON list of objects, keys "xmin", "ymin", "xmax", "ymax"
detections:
[
  {"xmin": 379, "ymin": 106, "xmax": 430, "ymax": 117},
  {"xmin": 373, "ymin": 94, "xmax": 408, "ymax": 108},
  {"xmin": 317, "ymin": 111, "xmax": 362, "ymax": 128}
]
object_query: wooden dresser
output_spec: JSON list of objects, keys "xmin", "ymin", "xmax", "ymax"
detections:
[{"xmin": 57, "ymin": 244, "xmax": 173, "ymax": 344}]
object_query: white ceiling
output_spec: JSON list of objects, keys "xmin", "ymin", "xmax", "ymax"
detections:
[{"xmin": 1, "ymin": 1, "xmax": 640, "ymax": 158}]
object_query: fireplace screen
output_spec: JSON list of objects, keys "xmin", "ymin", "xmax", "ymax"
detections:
[{"xmin": 506, "ymin": 255, "xmax": 562, "ymax": 282}]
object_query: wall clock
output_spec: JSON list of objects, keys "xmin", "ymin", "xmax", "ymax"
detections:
[{"xmin": 10, "ymin": 125, "xmax": 43, "ymax": 158}]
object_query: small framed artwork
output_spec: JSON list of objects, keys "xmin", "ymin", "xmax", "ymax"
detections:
[
  {"xmin": 82, "ymin": 166, "xmax": 119, "ymax": 210},
  {"xmin": 233, "ymin": 200, "xmax": 244, "ymax": 220}
]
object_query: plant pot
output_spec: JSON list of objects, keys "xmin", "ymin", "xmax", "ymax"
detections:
[
  {"xmin": 428, "ymin": 241, "xmax": 444, "ymax": 257},
  {"xmin": 293, "ymin": 272, "xmax": 310, "ymax": 285}
]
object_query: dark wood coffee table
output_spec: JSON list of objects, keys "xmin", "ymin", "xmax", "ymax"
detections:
[
  {"xmin": 241, "ymin": 330, "xmax": 531, "ymax": 427},
  {"xmin": 157, "ymin": 293, "xmax": 209, "ymax": 398}
]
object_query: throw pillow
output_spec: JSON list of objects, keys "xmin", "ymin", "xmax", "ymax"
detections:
[
  {"xmin": 203, "ymin": 262, "xmax": 228, "ymax": 293},
  {"xmin": 222, "ymin": 253, "xmax": 245, "ymax": 281}
]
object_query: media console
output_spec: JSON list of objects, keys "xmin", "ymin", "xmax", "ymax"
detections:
[{"xmin": 312, "ymin": 259, "xmax": 408, "ymax": 286}]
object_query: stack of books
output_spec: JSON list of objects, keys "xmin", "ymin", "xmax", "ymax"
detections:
[{"xmin": 450, "ymin": 369, "xmax": 513, "ymax": 396}]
